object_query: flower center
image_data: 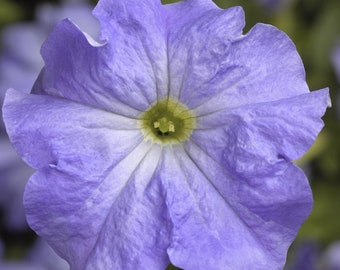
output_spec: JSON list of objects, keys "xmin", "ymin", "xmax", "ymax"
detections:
[
  {"xmin": 153, "ymin": 117, "xmax": 175, "ymax": 134},
  {"xmin": 138, "ymin": 98, "xmax": 196, "ymax": 145}
]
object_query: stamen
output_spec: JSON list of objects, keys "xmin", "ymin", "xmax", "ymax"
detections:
[
  {"xmin": 138, "ymin": 98, "xmax": 196, "ymax": 145},
  {"xmin": 154, "ymin": 117, "xmax": 175, "ymax": 134}
]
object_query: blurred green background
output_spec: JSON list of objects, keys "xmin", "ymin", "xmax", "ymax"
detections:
[{"xmin": 0, "ymin": 0, "xmax": 339, "ymax": 269}]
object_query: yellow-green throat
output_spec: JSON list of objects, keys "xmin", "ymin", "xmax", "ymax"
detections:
[{"xmin": 138, "ymin": 98, "xmax": 196, "ymax": 145}]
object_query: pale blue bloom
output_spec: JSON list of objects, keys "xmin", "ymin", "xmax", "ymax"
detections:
[{"xmin": 3, "ymin": 0, "xmax": 330, "ymax": 269}]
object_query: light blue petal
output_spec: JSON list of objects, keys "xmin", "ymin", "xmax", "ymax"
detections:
[
  {"xmin": 34, "ymin": 19, "xmax": 155, "ymax": 117},
  {"xmin": 193, "ymin": 89, "xmax": 330, "ymax": 178},
  {"xmin": 3, "ymin": 89, "xmax": 170, "ymax": 269},
  {"xmin": 93, "ymin": 0, "xmax": 169, "ymax": 102},
  {"xmin": 24, "ymin": 143, "xmax": 169, "ymax": 270},
  {"xmin": 167, "ymin": 6, "xmax": 245, "ymax": 101},
  {"xmin": 164, "ymin": 0, "xmax": 219, "ymax": 31},
  {"xmin": 83, "ymin": 144, "xmax": 170, "ymax": 270},
  {"xmin": 3, "ymin": 89, "xmax": 141, "ymax": 172},
  {"xmin": 179, "ymin": 22, "xmax": 311, "ymax": 113},
  {"xmin": 163, "ymin": 143, "xmax": 312, "ymax": 269}
]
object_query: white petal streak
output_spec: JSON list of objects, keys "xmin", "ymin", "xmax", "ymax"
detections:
[
  {"xmin": 84, "ymin": 144, "xmax": 166, "ymax": 269},
  {"xmin": 83, "ymin": 140, "xmax": 155, "ymax": 215},
  {"xmin": 80, "ymin": 140, "xmax": 155, "ymax": 267}
]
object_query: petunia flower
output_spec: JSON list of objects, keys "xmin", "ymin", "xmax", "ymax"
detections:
[{"xmin": 3, "ymin": 0, "xmax": 330, "ymax": 269}]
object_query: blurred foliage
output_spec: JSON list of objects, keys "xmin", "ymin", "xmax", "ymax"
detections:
[
  {"xmin": 0, "ymin": 0, "xmax": 340, "ymax": 268},
  {"xmin": 0, "ymin": 0, "xmax": 23, "ymax": 26}
]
